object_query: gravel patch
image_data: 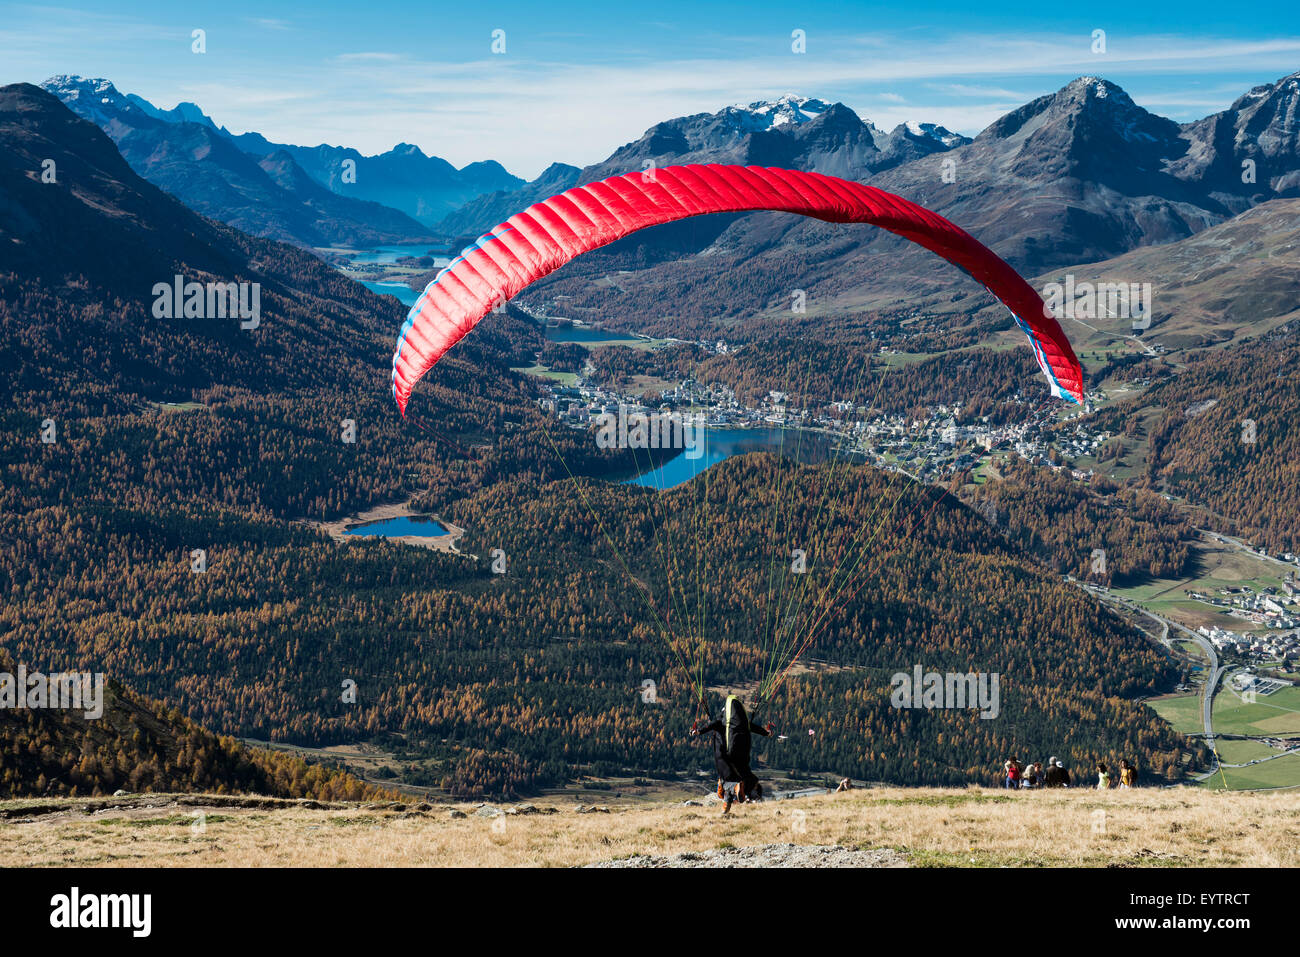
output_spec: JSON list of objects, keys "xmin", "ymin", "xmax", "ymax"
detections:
[{"xmin": 588, "ymin": 843, "xmax": 909, "ymax": 868}]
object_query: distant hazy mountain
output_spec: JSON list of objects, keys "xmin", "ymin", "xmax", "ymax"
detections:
[
  {"xmin": 0, "ymin": 81, "xmax": 396, "ymax": 397},
  {"xmin": 43, "ymin": 74, "xmax": 525, "ymax": 227},
  {"xmin": 41, "ymin": 75, "xmax": 437, "ymax": 248},
  {"xmin": 436, "ymin": 161, "xmax": 583, "ymax": 239},
  {"xmin": 586, "ymin": 93, "xmax": 967, "ymax": 178},
  {"xmin": 41, "ymin": 75, "xmax": 220, "ymax": 132},
  {"xmin": 436, "ymin": 94, "xmax": 969, "ymax": 237},
  {"xmin": 268, "ymin": 141, "xmax": 523, "ymax": 226}
]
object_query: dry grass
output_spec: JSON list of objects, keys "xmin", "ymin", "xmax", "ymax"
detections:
[{"xmin": 3, "ymin": 786, "xmax": 1298, "ymax": 868}]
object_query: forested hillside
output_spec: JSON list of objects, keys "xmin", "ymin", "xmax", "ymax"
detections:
[
  {"xmin": 961, "ymin": 458, "xmax": 1196, "ymax": 583},
  {"xmin": 0, "ymin": 452, "xmax": 1201, "ymax": 798},
  {"xmin": 1096, "ymin": 326, "xmax": 1300, "ymax": 554},
  {"xmin": 0, "ymin": 652, "xmax": 397, "ymax": 800}
]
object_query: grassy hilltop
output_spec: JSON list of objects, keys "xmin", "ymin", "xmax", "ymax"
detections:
[{"xmin": 4, "ymin": 785, "xmax": 1297, "ymax": 868}]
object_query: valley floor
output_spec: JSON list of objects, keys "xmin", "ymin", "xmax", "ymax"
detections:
[{"xmin": 3, "ymin": 785, "xmax": 1297, "ymax": 868}]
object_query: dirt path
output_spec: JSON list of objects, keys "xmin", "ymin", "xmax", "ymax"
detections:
[{"xmin": 589, "ymin": 843, "xmax": 908, "ymax": 867}]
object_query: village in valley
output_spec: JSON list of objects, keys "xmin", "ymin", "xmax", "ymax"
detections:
[
  {"xmin": 536, "ymin": 335, "xmax": 1116, "ymax": 482},
  {"xmin": 1192, "ymin": 580, "xmax": 1300, "ymax": 663}
]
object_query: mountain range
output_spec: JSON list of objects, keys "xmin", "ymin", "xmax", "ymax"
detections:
[
  {"xmin": 436, "ymin": 94, "xmax": 971, "ymax": 237},
  {"xmin": 869, "ymin": 74, "xmax": 1300, "ymax": 272},
  {"xmin": 41, "ymin": 66, "xmax": 1300, "ymax": 369},
  {"xmin": 39, "ymin": 75, "xmax": 522, "ymax": 245},
  {"xmin": 40, "ymin": 76, "xmax": 437, "ymax": 248},
  {"xmin": 440, "ymin": 73, "xmax": 1300, "ymax": 339},
  {"xmin": 220, "ymin": 132, "xmax": 524, "ymax": 226}
]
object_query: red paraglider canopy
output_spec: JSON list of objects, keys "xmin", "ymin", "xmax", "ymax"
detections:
[{"xmin": 391, "ymin": 164, "xmax": 1083, "ymax": 414}]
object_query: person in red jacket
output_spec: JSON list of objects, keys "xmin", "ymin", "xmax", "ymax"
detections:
[{"xmin": 1003, "ymin": 757, "xmax": 1022, "ymax": 789}]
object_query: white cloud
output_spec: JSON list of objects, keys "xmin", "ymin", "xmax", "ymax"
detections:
[
  {"xmin": 243, "ymin": 31, "xmax": 1298, "ymax": 176},
  {"xmin": 8, "ymin": 12, "xmax": 1300, "ymax": 178},
  {"xmin": 928, "ymin": 82, "xmax": 1037, "ymax": 100}
]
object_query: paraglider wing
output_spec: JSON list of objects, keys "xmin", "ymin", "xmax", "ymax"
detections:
[{"xmin": 391, "ymin": 164, "xmax": 1083, "ymax": 414}]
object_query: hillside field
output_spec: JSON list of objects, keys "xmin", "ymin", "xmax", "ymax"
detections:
[{"xmin": 3, "ymin": 785, "xmax": 1297, "ymax": 868}]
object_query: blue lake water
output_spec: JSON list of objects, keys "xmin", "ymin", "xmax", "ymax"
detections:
[
  {"xmin": 545, "ymin": 326, "xmax": 641, "ymax": 344},
  {"xmin": 344, "ymin": 515, "xmax": 448, "ymax": 538},
  {"xmin": 350, "ymin": 245, "xmax": 450, "ymax": 266},
  {"xmin": 622, "ymin": 427, "xmax": 844, "ymax": 489},
  {"xmin": 361, "ymin": 280, "xmax": 420, "ymax": 306}
]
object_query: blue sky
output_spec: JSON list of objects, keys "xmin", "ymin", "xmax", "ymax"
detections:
[{"xmin": 3, "ymin": 0, "xmax": 1299, "ymax": 178}]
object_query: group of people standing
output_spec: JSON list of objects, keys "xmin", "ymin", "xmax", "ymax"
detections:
[{"xmin": 1003, "ymin": 756, "xmax": 1137, "ymax": 789}]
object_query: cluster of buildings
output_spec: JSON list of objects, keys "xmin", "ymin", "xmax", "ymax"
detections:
[
  {"xmin": 539, "ymin": 378, "xmax": 743, "ymax": 429},
  {"xmin": 537, "ymin": 370, "xmax": 1118, "ymax": 487},
  {"xmin": 1196, "ymin": 580, "xmax": 1300, "ymax": 663},
  {"xmin": 1186, "ymin": 580, "xmax": 1300, "ymax": 632},
  {"xmin": 1201, "ymin": 627, "xmax": 1300, "ymax": 662},
  {"xmin": 1000, "ymin": 395, "xmax": 1109, "ymax": 463}
]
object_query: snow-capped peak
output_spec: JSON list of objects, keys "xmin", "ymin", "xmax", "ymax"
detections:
[
  {"xmin": 41, "ymin": 75, "xmax": 146, "ymax": 125},
  {"xmin": 1063, "ymin": 75, "xmax": 1138, "ymax": 108},
  {"xmin": 722, "ymin": 94, "xmax": 830, "ymax": 131},
  {"xmin": 904, "ymin": 121, "xmax": 966, "ymax": 148},
  {"xmin": 43, "ymin": 75, "xmax": 124, "ymax": 103},
  {"xmin": 41, "ymin": 75, "xmax": 219, "ymax": 130}
]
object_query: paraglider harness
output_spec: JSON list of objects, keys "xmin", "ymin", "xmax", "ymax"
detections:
[{"xmin": 692, "ymin": 694, "xmax": 774, "ymax": 801}]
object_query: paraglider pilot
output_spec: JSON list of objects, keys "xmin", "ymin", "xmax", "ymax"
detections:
[{"xmin": 691, "ymin": 694, "xmax": 773, "ymax": 812}]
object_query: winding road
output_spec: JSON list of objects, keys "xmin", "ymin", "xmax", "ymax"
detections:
[{"xmin": 1079, "ymin": 584, "xmax": 1223, "ymax": 750}]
